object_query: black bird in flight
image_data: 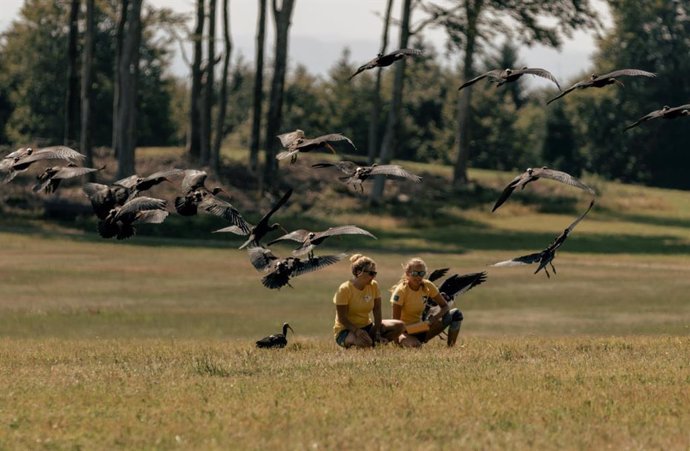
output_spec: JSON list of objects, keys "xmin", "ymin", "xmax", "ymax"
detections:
[
  {"xmin": 247, "ymin": 246, "xmax": 346, "ymax": 289},
  {"xmin": 423, "ymin": 269, "xmax": 487, "ymax": 321},
  {"xmin": 492, "ymin": 167, "xmax": 596, "ymax": 212},
  {"xmin": 214, "ymin": 188, "xmax": 293, "ymax": 249},
  {"xmin": 97, "ymin": 196, "xmax": 169, "ymax": 240},
  {"xmin": 624, "ymin": 104, "xmax": 690, "ymax": 131},
  {"xmin": 312, "ymin": 160, "xmax": 421, "ymax": 192},
  {"xmin": 33, "ymin": 164, "xmax": 104, "ymax": 194},
  {"xmin": 458, "ymin": 67, "xmax": 561, "ymax": 91},
  {"xmin": 267, "ymin": 225, "xmax": 377, "ymax": 258},
  {"xmin": 256, "ymin": 323, "xmax": 295, "ymax": 348},
  {"xmin": 174, "ymin": 169, "xmax": 250, "ymax": 233},
  {"xmin": 547, "ymin": 69, "xmax": 656, "ymax": 104},
  {"xmin": 348, "ymin": 48, "xmax": 423, "ymax": 80},
  {"xmin": 276, "ymin": 130, "xmax": 356, "ymax": 163},
  {"xmin": 491, "ymin": 200, "xmax": 595, "ymax": 278}
]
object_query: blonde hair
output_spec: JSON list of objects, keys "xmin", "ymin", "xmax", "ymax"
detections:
[
  {"xmin": 350, "ymin": 254, "xmax": 376, "ymax": 276},
  {"xmin": 391, "ymin": 257, "xmax": 429, "ymax": 292}
]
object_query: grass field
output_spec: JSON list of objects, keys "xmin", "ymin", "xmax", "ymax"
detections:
[{"xmin": 1, "ymin": 152, "xmax": 689, "ymax": 449}]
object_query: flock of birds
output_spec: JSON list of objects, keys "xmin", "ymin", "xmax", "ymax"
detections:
[{"xmin": 1, "ymin": 46, "xmax": 680, "ymax": 347}]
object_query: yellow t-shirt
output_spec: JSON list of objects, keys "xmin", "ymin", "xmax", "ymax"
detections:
[
  {"xmin": 390, "ymin": 280, "xmax": 440, "ymax": 325},
  {"xmin": 333, "ymin": 280, "xmax": 381, "ymax": 338}
]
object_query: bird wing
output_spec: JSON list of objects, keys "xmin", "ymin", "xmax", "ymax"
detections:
[
  {"xmin": 548, "ymin": 199, "xmax": 595, "ymax": 252},
  {"xmin": 82, "ymin": 182, "xmax": 110, "ymax": 201},
  {"xmin": 213, "ymin": 225, "xmax": 250, "ymax": 235},
  {"xmin": 624, "ymin": 108, "xmax": 666, "ymax": 130},
  {"xmin": 491, "ymin": 173, "xmax": 525, "ymax": 212},
  {"xmin": 313, "ymin": 225, "xmax": 377, "ymax": 241},
  {"xmin": 113, "ymin": 174, "xmax": 140, "ymax": 189},
  {"xmin": 114, "ymin": 196, "xmax": 167, "ymax": 220},
  {"xmin": 664, "ymin": 104, "xmax": 690, "ymax": 115},
  {"xmin": 438, "ymin": 271, "xmax": 487, "ymax": 299},
  {"xmin": 247, "ymin": 246, "xmax": 279, "ymax": 271},
  {"xmin": 385, "ymin": 48, "xmax": 423, "ymax": 58},
  {"xmin": 12, "ymin": 146, "xmax": 85, "ymax": 170},
  {"xmin": 291, "ymin": 253, "xmax": 347, "ymax": 277},
  {"xmin": 597, "ymin": 68, "xmax": 656, "ymax": 79},
  {"xmin": 181, "ymin": 169, "xmax": 208, "ymax": 192},
  {"xmin": 546, "ymin": 84, "xmax": 581, "ymax": 104},
  {"xmin": 277, "ymin": 129, "xmax": 305, "ymax": 147},
  {"xmin": 367, "ymin": 164, "xmax": 421, "ymax": 182},
  {"xmin": 200, "ymin": 196, "xmax": 251, "ymax": 234},
  {"xmin": 458, "ymin": 70, "xmax": 502, "ymax": 90},
  {"xmin": 266, "ymin": 229, "xmax": 311, "ymax": 246},
  {"xmin": 276, "ymin": 148, "xmax": 300, "ymax": 161},
  {"xmin": 261, "ymin": 270, "xmax": 292, "ymax": 290},
  {"xmin": 256, "ymin": 188, "xmax": 293, "ymax": 229},
  {"xmin": 134, "ymin": 209, "xmax": 169, "ymax": 224},
  {"xmin": 534, "ymin": 168, "xmax": 597, "ymax": 195},
  {"xmin": 311, "ymin": 160, "xmax": 358, "ymax": 175},
  {"xmin": 513, "ymin": 68, "xmax": 561, "ymax": 90},
  {"xmin": 491, "ymin": 252, "xmax": 544, "ymax": 267},
  {"xmin": 52, "ymin": 165, "xmax": 103, "ymax": 180},
  {"xmin": 427, "ymin": 268, "xmax": 449, "ymax": 283},
  {"xmin": 348, "ymin": 57, "xmax": 379, "ymax": 80},
  {"xmin": 296, "ymin": 134, "xmax": 356, "ymax": 150}
]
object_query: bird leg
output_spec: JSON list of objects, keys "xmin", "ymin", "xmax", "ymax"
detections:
[
  {"xmin": 325, "ymin": 143, "xmax": 337, "ymax": 154},
  {"xmin": 550, "ymin": 262, "xmax": 557, "ymax": 275},
  {"xmin": 614, "ymin": 79, "xmax": 625, "ymax": 88}
]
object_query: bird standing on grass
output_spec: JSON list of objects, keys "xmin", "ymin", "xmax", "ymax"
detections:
[{"xmin": 256, "ymin": 323, "xmax": 294, "ymax": 348}]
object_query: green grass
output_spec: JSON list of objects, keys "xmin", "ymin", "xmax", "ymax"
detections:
[{"xmin": 1, "ymin": 150, "xmax": 690, "ymax": 449}]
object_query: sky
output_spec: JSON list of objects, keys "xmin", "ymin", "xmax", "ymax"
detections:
[{"xmin": 0, "ymin": 0, "xmax": 611, "ymax": 86}]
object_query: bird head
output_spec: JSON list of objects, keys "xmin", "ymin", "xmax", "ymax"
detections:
[
  {"xmin": 662, "ymin": 105, "xmax": 670, "ymax": 110},
  {"xmin": 504, "ymin": 68, "xmax": 512, "ymax": 75},
  {"xmin": 282, "ymin": 323, "xmax": 294, "ymax": 335},
  {"xmin": 526, "ymin": 167, "xmax": 533, "ymax": 175}
]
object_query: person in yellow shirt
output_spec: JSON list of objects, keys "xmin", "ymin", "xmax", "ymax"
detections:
[
  {"xmin": 390, "ymin": 257, "xmax": 463, "ymax": 347},
  {"xmin": 333, "ymin": 254, "xmax": 404, "ymax": 348}
]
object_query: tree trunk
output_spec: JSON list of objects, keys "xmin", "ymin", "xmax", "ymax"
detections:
[
  {"xmin": 212, "ymin": 0, "xmax": 232, "ymax": 171},
  {"xmin": 112, "ymin": 0, "xmax": 129, "ymax": 155},
  {"xmin": 262, "ymin": 0, "xmax": 295, "ymax": 190},
  {"xmin": 367, "ymin": 0, "xmax": 394, "ymax": 165},
  {"xmin": 80, "ymin": 0, "xmax": 95, "ymax": 176},
  {"xmin": 64, "ymin": 0, "xmax": 80, "ymax": 145},
  {"xmin": 187, "ymin": 0, "xmax": 205, "ymax": 159},
  {"xmin": 249, "ymin": 0, "xmax": 267, "ymax": 174},
  {"xmin": 452, "ymin": 1, "xmax": 480, "ymax": 187},
  {"xmin": 201, "ymin": 0, "xmax": 217, "ymax": 166},
  {"xmin": 370, "ymin": 0, "xmax": 412, "ymax": 203},
  {"xmin": 115, "ymin": 0, "xmax": 143, "ymax": 179}
]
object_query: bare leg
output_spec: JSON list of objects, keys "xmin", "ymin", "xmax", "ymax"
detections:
[
  {"xmin": 398, "ymin": 333, "xmax": 422, "ymax": 348},
  {"xmin": 380, "ymin": 319, "xmax": 405, "ymax": 344}
]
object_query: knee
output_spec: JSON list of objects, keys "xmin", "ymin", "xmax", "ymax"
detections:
[{"xmin": 399, "ymin": 334, "xmax": 422, "ymax": 348}]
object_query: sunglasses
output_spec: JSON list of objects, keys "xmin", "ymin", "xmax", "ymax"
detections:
[
  {"xmin": 365, "ymin": 270, "xmax": 377, "ymax": 277},
  {"xmin": 409, "ymin": 270, "xmax": 426, "ymax": 277}
]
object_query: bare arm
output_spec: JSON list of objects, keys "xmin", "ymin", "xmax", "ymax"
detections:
[
  {"xmin": 392, "ymin": 303, "xmax": 403, "ymax": 321},
  {"xmin": 372, "ymin": 297, "xmax": 382, "ymax": 338},
  {"xmin": 428, "ymin": 293, "xmax": 449, "ymax": 324}
]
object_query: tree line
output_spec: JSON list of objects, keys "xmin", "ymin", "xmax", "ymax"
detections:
[{"xmin": 1, "ymin": 0, "xmax": 689, "ymax": 195}]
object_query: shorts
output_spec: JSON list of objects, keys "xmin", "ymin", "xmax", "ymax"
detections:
[{"xmin": 335, "ymin": 323, "xmax": 373, "ymax": 347}]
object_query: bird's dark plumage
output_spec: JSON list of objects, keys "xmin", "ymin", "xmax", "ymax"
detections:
[
  {"xmin": 215, "ymin": 188, "xmax": 293, "ymax": 249},
  {"xmin": 256, "ymin": 323, "xmax": 294, "ymax": 348},
  {"xmin": 492, "ymin": 167, "xmax": 596, "ymax": 212},
  {"xmin": 459, "ymin": 67, "xmax": 560, "ymax": 91},
  {"xmin": 547, "ymin": 69, "xmax": 655, "ymax": 104},
  {"xmin": 491, "ymin": 200, "xmax": 595, "ymax": 277},
  {"xmin": 247, "ymin": 246, "xmax": 346, "ymax": 289},
  {"xmin": 312, "ymin": 160, "xmax": 421, "ymax": 192},
  {"xmin": 267, "ymin": 225, "xmax": 376, "ymax": 257},
  {"xmin": 349, "ymin": 48, "xmax": 423, "ymax": 80},
  {"xmin": 624, "ymin": 104, "xmax": 690, "ymax": 131}
]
